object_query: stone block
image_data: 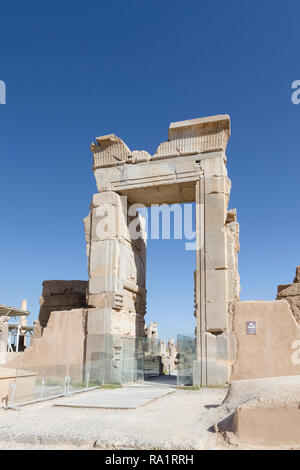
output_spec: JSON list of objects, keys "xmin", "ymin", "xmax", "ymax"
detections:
[
  {"xmin": 40, "ymin": 294, "xmax": 86, "ymax": 308},
  {"xmin": 225, "ymin": 222, "xmax": 240, "ymax": 270},
  {"xmin": 92, "ymin": 191, "xmax": 126, "ymax": 208},
  {"xmin": 88, "ymin": 275, "xmax": 122, "ymax": 295},
  {"xmin": 206, "ymin": 332, "xmax": 229, "ymax": 384},
  {"xmin": 42, "ymin": 280, "xmax": 88, "ymax": 297},
  {"xmin": 94, "ymin": 166, "xmax": 120, "ymax": 193},
  {"xmin": 201, "ymin": 154, "xmax": 227, "ymax": 178},
  {"xmin": 227, "ymin": 269, "xmax": 241, "ymax": 302},
  {"xmin": 204, "ymin": 193, "xmax": 226, "ymax": 231},
  {"xmin": 205, "ymin": 231, "xmax": 226, "ymax": 270},
  {"xmin": 206, "ymin": 269, "xmax": 227, "ymax": 304},
  {"xmin": 88, "ymin": 293, "xmax": 108, "ymax": 309},
  {"xmin": 277, "ymin": 283, "xmax": 300, "ymax": 298},
  {"xmin": 204, "ymin": 176, "xmax": 229, "ymax": 196},
  {"xmin": 89, "ymin": 240, "xmax": 119, "ymax": 278},
  {"xmin": 83, "ymin": 213, "xmax": 91, "ymax": 243},
  {"xmin": 38, "ymin": 305, "xmax": 82, "ymax": 328},
  {"xmin": 87, "ymin": 308, "xmax": 112, "ymax": 335},
  {"xmin": 206, "ymin": 301, "xmax": 227, "ymax": 331}
]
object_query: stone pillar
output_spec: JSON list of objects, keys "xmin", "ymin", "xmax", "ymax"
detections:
[
  {"xmin": 83, "ymin": 191, "xmax": 147, "ymax": 383},
  {"xmin": 168, "ymin": 339, "xmax": 176, "ymax": 360},
  {"xmin": 84, "ymin": 191, "xmax": 147, "ymax": 338},
  {"xmin": 0, "ymin": 321, "xmax": 8, "ymax": 353},
  {"xmin": 194, "ymin": 176, "xmax": 207, "ymax": 385},
  {"xmin": 20, "ymin": 299, "xmax": 27, "ymax": 327},
  {"xmin": 160, "ymin": 340, "xmax": 167, "ymax": 356},
  {"xmin": 145, "ymin": 322, "xmax": 158, "ymax": 339},
  {"xmin": 193, "ymin": 160, "xmax": 240, "ymax": 386}
]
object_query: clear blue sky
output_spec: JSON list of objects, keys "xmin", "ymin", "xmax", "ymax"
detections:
[{"xmin": 0, "ymin": 0, "xmax": 299, "ymax": 341}]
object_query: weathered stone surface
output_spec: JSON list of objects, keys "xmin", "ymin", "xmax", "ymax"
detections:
[
  {"xmin": 226, "ymin": 208, "xmax": 237, "ymax": 223},
  {"xmin": 206, "ymin": 270, "xmax": 227, "ymax": 304},
  {"xmin": 42, "ymin": 280, "xmax": 87, "ymax": 297},
  {"xmin": 0, "ymin": 320, "xmax": 8, "ymax": 353},
  {"xmin": 218, "ymin": 376, "xmax": 300, "ymax": 448},
  {"xmin": 86, "ymin": 308, "xmax": 112, "ymax": 335},
  {"xmin": 205, "ymin": 176, "xmax": 231, "ymax": 196},
  {"xmin": 85, "ymin": 189, "xmax": 147, "ymax": 340},
  {"xmin": 288, "ymin": 298, "xmax": 300, "ymax": 323},
  {"xmin": 37, "ymin": 280, "xmax": 88, "ymax": 330},
  {"xmin": 145, "ymin": 322, "xmax": 158, "ymax": 339},
  {"xmin": 144, "ymin": 322, "xmax": 178, "ymax": 376},
  {"xmin": 91, "ymin": 116, "xmax": 230, "ymax": 172},
  {"xmin": 232, "ymin": 300, "xmax": 300, "ymax": 381},
  {"xmin": 205, "ymin": 231, "xmax": 226, "ymax": 270},
  {"xmin": 206, "ymin": 302, "xmax": 228, "ymax": 332},
  {"xmin": 31, "ymin": 321, "xmax": 42, "ymax": 343},
  {"xmin": 294, "ymin": 266, "xmax": 300, "ymax": 283},
  {"xmin": 277, "ymin": 283, "xmax": 300, "ymax": 297},
  {"xmin": 39, "ymin": 294, "xmax": 86, "ymax": 308},
  {"xmin": 204, "ymin": 193, "xmax": 227, "ymax": 231},
  {"xmin": 277, "ymin": 267, "xmax": 300, "ymax": 324},
  {"xmin": 161, "ymin": 338, "xmax": 177, "ymax": 375},
  {"xmin": 154, "ymin": 115, "xmax": 230, "ymax": 160}
]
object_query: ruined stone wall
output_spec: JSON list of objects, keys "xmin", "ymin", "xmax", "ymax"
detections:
[
  {"xmin": 225, "ymin": 209, "xmax": 240, "ymax": 307},
  {"xmin": 225, "ymin": 209, "xmax": 241, "ymax": 378},
  {"xmin": 277, "ymin": 266, "xmax": 300, "ymax": 323},
  {"xmin": 230, "ymin": 267, "xmax": 300, "ymax": 381},
  {"xmin": 145, "ymin": 322, "xmax": 158, "ymax": 339},
  {"xmin": 144, "ymin": 322, "xmax": 177, "ymax": 375},
  {"xmin": 231, "ymin": 300, "xmax": 300, "ymax": 381},
  {"xmin": 4, "ymin": 308, "xmax": 87, "ymax": 370},
  {"xmin": 160, "ymin": 338, "xmax": 177, "ymax": 375},
  {"xmin": 36, "ymin": 280, "xmax": 88, "ymax": 333}
]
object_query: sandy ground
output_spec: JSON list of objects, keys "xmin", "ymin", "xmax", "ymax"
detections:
[{"xmin": 0, "ymin": 387, "xmax": 230, "ymax": 450}]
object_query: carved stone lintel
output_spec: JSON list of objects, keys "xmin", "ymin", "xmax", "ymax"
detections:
[{"xmin": 92, "ymin": 115, "xmax": 230, "ymax": 170}]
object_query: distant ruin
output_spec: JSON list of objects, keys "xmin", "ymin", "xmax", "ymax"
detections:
[{"xmin": 145, "ymin": 322, "xmax": 177, "ymax": 375}]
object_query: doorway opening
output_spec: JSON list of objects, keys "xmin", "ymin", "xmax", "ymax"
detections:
[{"xmin": 139, "ymin": 203, "xmax": 197, "ymax": 386}]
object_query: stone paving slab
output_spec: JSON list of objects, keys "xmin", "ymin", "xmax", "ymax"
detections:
[{"xmin": 54, "ymin": 383, "xmax": 175, "ymax": 409}]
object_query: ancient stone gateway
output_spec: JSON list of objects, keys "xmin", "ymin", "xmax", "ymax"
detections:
[{"xmin": 83, "ymin": 115, "xmax": 240, "ymax": 386}]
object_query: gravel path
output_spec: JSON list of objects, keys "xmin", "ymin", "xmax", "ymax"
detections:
[{"xmin": 0, "ymin": 387, "xmax": 228, "ymax": 450}]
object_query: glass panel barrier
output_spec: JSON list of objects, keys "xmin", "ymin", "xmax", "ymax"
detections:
[
  {"xmin": 176, "ymin": 334, "xmax": 196, "ymax": 386},
  {"xmin": 2, "ymin": 333, "xmax": 179, "ymax": 407}
]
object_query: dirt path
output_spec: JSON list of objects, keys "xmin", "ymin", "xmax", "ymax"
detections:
[{"xmin": 0, "ymin": 387, "xmax": 228, "ymax": 450}]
